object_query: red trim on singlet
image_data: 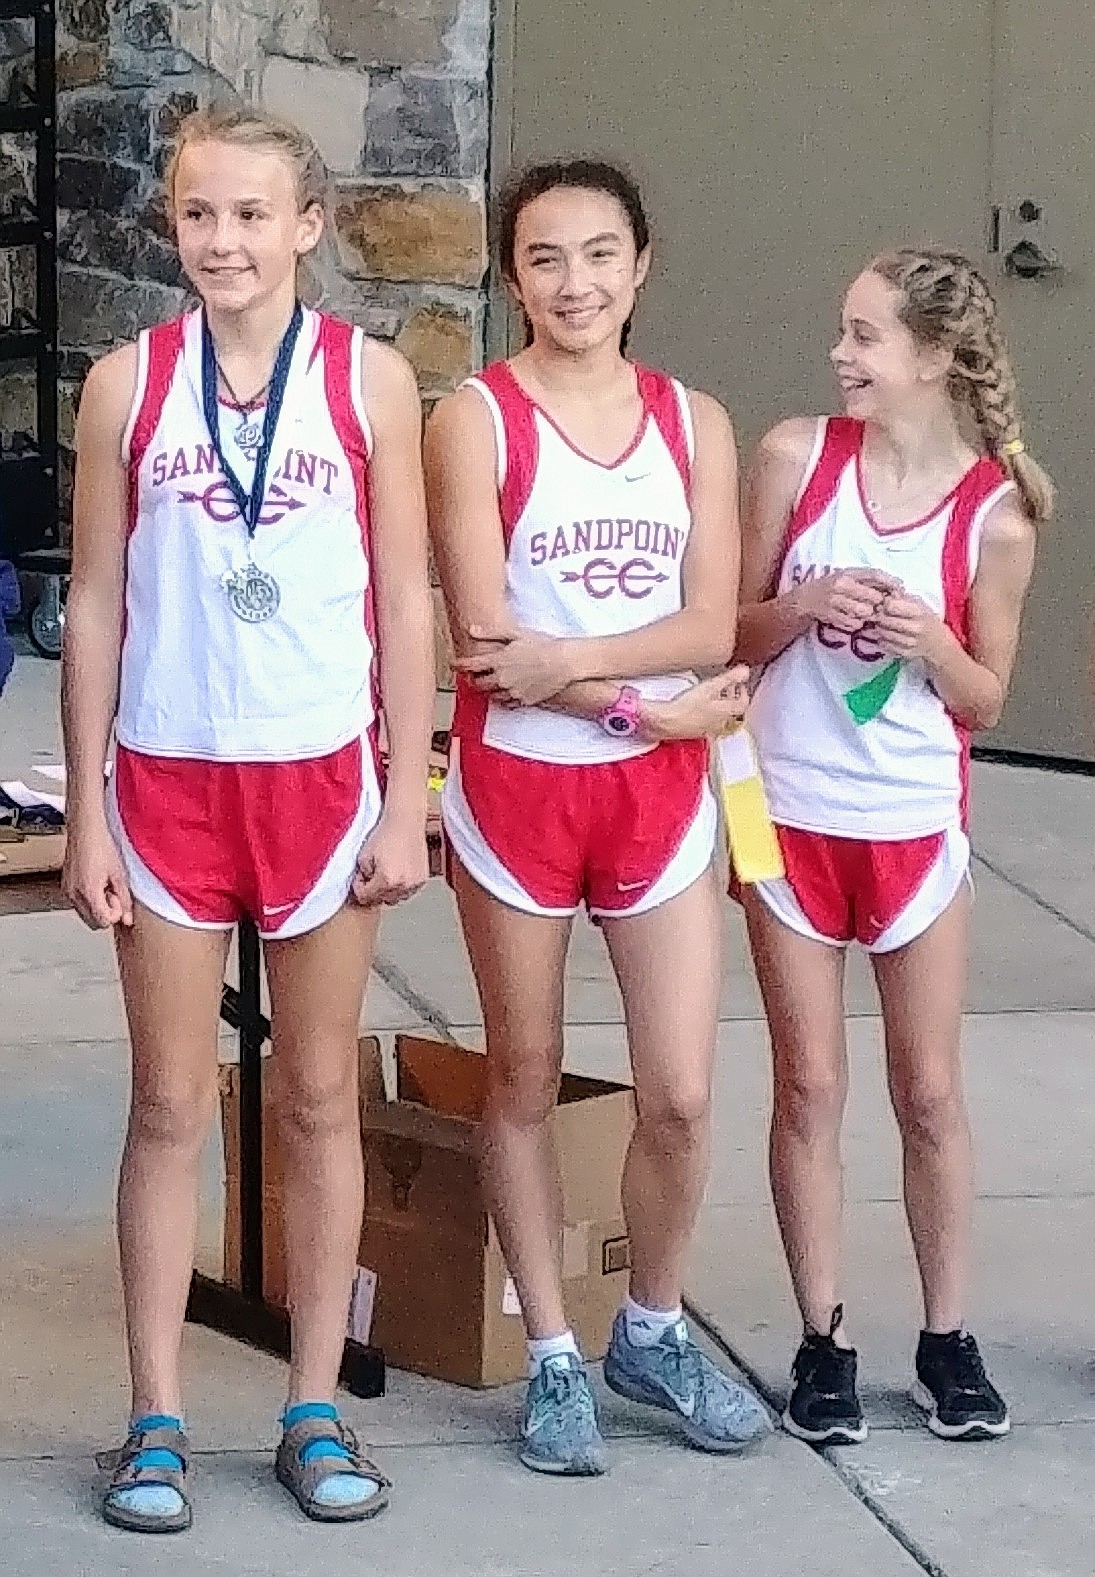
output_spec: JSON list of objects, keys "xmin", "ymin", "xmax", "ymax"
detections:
[
  {"xmin": 453, "ymin": 675, "xmax": 487, "ymax": 740},
  {"xmin": 474, "ymin": 361, "xmax": 540, "ymax": 546},
  {"xmin": 307, "ymin": 313, "xmax": 324, "ymax": 372},
  {"xmin": 940, "ymin": 456, "xmax": 1007, "ymax": 641},
  {"xmin": 637, "ymin": 366, "xmax": 692, "ymax": 498},
  {"xmin": 127, "ymin": 316, "xmax": 185, "ymax": 535},
  {"xmin": 321, "ymin": 313, "xmax": 385, "ymax": 792},
  {"xmin": 783, "ymin": 416, "xmax": 862, "ymax": 557},
  {"xmin": 454, "ymin": 361, "xmax": 541, "ymax": 743},
  {"xmin": 489, "ymin": 358, "xmax": 654, "ymax": 475},
  {"xmin": 938, "ymin": 453, "xmax": 1008, "ymax": 830},
  {"xmin": 856, "ymin": 445, "xmax": 994, "ymax": 540}
]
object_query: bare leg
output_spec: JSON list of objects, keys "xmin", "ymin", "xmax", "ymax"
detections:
[
  {"xmin": 600, "ymin": 870, "xmax": 722, "ymax": 1311},
  {"xmin": 264, "ymin": 902, "xmax": 378, "ymax": 1406},
  {"xmin": 600, "ymin": 871, "xmax": 772, "ymax": 1451},
  {"xmin": 872, "ymin": 887, "xmax": 972, "ymax": 1334},
  {"xmin": 450, "ymin": 856, "xmax": 572, "ymax": 1339},
  {"xmin": 115, "ymin": 907, "xmax": 230, "ymax": 1420},
  {"xmin": 743, "ymin": 892, "xmax": 851, "ymax": 1340}
]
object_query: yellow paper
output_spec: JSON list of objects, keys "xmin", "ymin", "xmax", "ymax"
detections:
[{"xmin": 714, "ymin": 729, "xmax": 784, "ymax": 885}]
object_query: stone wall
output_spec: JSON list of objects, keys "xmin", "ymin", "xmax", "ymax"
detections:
[{"xmin": 0, "ymin": 0, "xmax": 491, "ymax": 549}]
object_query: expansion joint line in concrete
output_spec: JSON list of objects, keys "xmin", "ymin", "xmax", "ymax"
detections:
[
  {"xmin": 683, "ymin": 1299, "xmax": 952, "ymax": 1577},
  {"xmin": 971, "ymin": 852, "xmax": 1095, "ymax": 949},
  {"xmin": 371, "ymin": 956, "xmax": 459, "ymax": 1043}
]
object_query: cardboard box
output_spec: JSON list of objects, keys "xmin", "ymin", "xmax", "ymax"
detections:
[
  {"xmin": 220, "ymin": 1051, "xmax": 290, "ymax": 1307},
  {"xmin": 432, "ymin": 586, "xmax": 455, "ymax": 693},
  {"xmin": 221, "ymin": 1034, "xmax": 635, "ymax": 1387},
  {"xmin": 360, "ymin": 1035, "xmax": 634, "ymax": 1387},
  {"xmin": 0, "ymin": 827, "xmax": 66, "ymax": 878}
]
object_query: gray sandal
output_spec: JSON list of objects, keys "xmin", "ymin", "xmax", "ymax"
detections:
[
  {"xmin": 275, "ymin": 1414, "xmax": 391, "ymax": 1524},
  {"xmin": 97, "ymin": 1421, "xmax": 192, "ymax": 1534}
]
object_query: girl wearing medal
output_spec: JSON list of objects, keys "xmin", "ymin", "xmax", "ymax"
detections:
[
  {"xmin": 735, "ymin": 249, "xmax": 1053, "ymax": 1447},
  {"xmin": 426, "ymin": 161, "xmax": 771, "ymax": 1477},
  {"xmin": 61, "ymin": 106, "xmax": 434, "ymax": 1530}
]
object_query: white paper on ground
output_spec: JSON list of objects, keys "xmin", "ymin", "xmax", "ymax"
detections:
[
  {"xmin": 32, "ymin": 765, "xmax": 67, "ymax": 783},
  {"xmin": 347, "ymin": 1267, "xmax": 377, "ymax": 1344},
  {"xmin": 1, "ymin": 780, "xmax": 66, "ymax": 813}
]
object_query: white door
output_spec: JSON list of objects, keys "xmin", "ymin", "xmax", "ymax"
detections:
[
  {"xmin": 986, "ymin": 0, "xmax": 1095, "ymax": 759},
  {"xmin": 502, "ymin": 0, "xmax": 1091, "ymax": 759}
]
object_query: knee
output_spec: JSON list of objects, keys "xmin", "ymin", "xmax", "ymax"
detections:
[
  {"xmin": 485, "ymin": 1053, "xmax": 560, "ymax": 1130},
  {"xmin": 636, "ymin": 1077, "xmax": 711, "ymax": 1146},
  {"xmin": 773, "ymin": 1060, "xmax": 847, "ymax": 1139},
  {"xmin": 276, "ymin": 1057, "xmax": 358, "ymax": 1144},
  {"xmin": 130, "ymin": 1072, "xmax": 215, "ymax": 1154},
  {"xmin": 891, "ymin": 1072, "xmax": 966, "ymax": 1149}
]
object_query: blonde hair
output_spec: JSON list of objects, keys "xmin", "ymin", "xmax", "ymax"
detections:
[
  {"xmin": 871, "ymin": 248, "xmax": 1055, "ymax": 523},
  {"xmin": 165, "ymin": 103, "xmax": 330, "ymax": 219}
]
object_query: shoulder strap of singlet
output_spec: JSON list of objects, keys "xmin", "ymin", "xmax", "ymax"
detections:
[
  {"xmin": 122, "ymin": 314, "xmax": 187, "ymax": 532},
  {"xmin": 783, "ymin": 416, "xmax": 863, "ymax": 554},
  {"xmin": 319, "ymin": 312, "xmax": 373, "ymax": 466},
  {"xmin": 464, "ymin": 361, "xmax": 540, "ymax": 545},
  {"xmin": 313, "ymin": 311, "xmax": 382, "ymax": 743},
  {"xmin": 940, "ymin": 454, "xmax": 1014, "ymax": 642},
  {"xmin": 124, "ymin": 315, "xmax": 186, "ymax": 473},
  {"xmin": 635, "ymin": 365, "xmax": 693, "ymax": 497}
]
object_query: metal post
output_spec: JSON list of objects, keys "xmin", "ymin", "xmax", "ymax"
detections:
[{"xmin": 236, "ymin": 918, "xmax": 265, "ymax": 1300}]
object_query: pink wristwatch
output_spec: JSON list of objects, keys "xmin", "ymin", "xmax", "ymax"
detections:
[{"xmin": 597, "ymin": 685, "xmax": 643, "ymax": 738}]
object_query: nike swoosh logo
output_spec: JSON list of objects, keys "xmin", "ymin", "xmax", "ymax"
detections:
[
  {"xmin": 675, "ymin": 1392, "xmax": 698, "ymax": 1419},
  {"xmin": 616, "ymin": 880, "xmax": 646, "ymax": 893},
  {"xmin": 262, "ymin": 902, "xmax": 295, "ymax": 916},
  {"xmin": 624, "ymin": 471, "xmax": 651, "ymax": 483}
]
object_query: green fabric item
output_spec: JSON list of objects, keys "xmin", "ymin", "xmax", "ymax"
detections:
[{"xmin": 844, "ymin": 658, "xmax": 902, "ymax": 725}]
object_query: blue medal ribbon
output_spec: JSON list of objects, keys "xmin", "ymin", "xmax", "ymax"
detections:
[{"xmin": 200, "ymin": 301, "xmax": 303, "ymax": 537}]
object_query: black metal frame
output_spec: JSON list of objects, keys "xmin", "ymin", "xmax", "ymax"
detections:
[
  {"xmin": 185, "ymin": 919, "xmax": 386, "ymax": 1399},
  {"xmin": 0, "ymin": 0, "xmax": 60, "ymax": 568}
]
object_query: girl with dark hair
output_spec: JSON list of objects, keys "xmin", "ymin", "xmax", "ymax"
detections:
[
  {"xmin": 426, "ymin": 159, "xmax": 770, "ymax": 1476},
  {"xmin": 736, "ymin": 248, "xmax": 1051, "ymax": 1447}
]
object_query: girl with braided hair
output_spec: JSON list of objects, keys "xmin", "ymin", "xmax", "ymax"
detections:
[{"xmin": 735, "ymin": 248, "xmax": 1053, "ymax": 1446}]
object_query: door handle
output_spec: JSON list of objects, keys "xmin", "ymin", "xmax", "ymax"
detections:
[{"xmin": 1003, "ymin": 238, "xmax": 1061, "ymax": 280}]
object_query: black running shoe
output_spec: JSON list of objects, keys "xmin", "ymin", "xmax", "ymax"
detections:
[
  {"xmin": 782, "ymin": 1306, "xmax": 868, "ymax": 1446},
  {"xmin": 912, "ymin": 1330, "xmax": 1010, "ymax": 1440}
]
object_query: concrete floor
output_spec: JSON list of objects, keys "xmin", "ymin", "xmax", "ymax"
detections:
[{"xmin": 2, "ymin": 642, "xmax": 1094, "ymax": 1575}]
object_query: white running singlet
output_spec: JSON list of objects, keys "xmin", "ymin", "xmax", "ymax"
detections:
[
  {"xmin": 748, "ymin": 417, "xmax": 1015, "ymax": 839},
  {"xmin": 116, "ymin": 307, "xmax": 379, "ymax": 766},
  {"xmin": 454, "ymin": 360, "xmax": 696, "ymax": 764}
]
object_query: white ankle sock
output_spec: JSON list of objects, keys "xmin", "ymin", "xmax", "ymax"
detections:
[
  {"xmin": 624, "ymin": 1296, "xmax": 683, "ymax": 1348},
  {"xmin": 527, "ymin": 1330, "xmax": 580, "ymax": 1378}
]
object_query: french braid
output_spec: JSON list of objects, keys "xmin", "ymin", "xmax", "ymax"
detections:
[{"xmin": 872, "ymin": 249, "xmax": 1055, "ymax": 522}]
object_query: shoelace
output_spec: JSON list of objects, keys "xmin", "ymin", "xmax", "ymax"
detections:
[
  {"xmin": 794, "ymin": 1338, "xmax": 850, "ymax": 1401},
  {"xmin": 946, "ymin": 1336, "xmax": 990, "ymax": 1396},
  {"xmin": 658, "ymin": 1329, "xmax": 705, "ymax": 1401},
  {"xmin": 539, "ymin": 1361, "xmax": 593, "ymax": 1422}
]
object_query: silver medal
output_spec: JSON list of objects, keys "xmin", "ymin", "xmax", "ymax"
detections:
[{"xmin": 223, "ymin": 562, "xmax": 281, "ymax": 623}]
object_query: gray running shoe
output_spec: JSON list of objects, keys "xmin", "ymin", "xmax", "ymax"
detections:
[
  {"xmin": 520, "ymin": 1353, "xmax": 607, "ymax": 1476},
  {"xmin": 603, "ymin": 1311, "xmax": 773, "ymax": 1452}
]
